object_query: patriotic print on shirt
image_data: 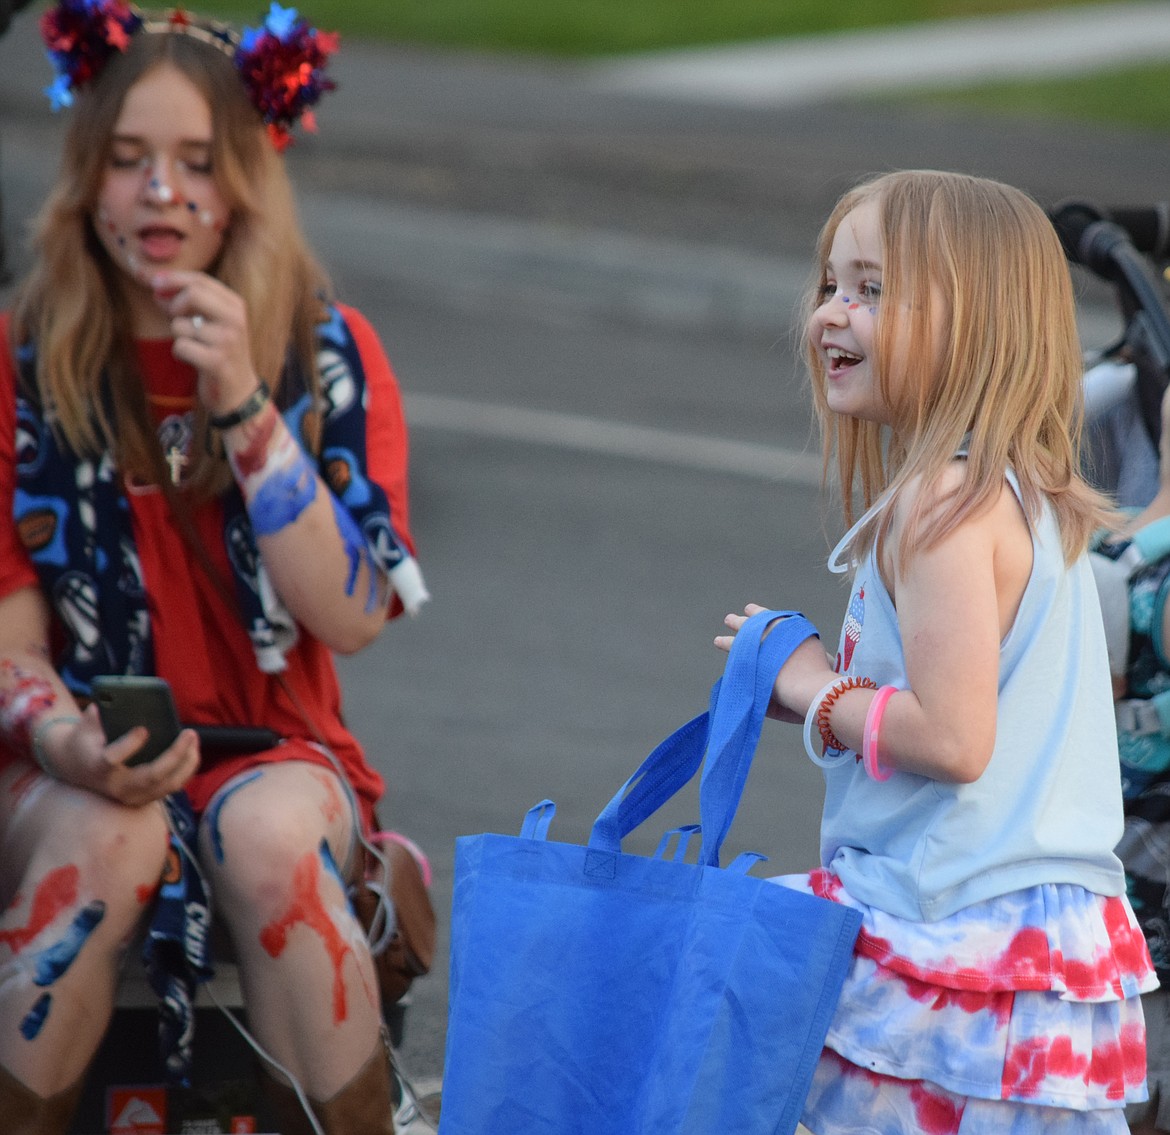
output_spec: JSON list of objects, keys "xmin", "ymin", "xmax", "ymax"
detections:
[{"xmin": 840, "ymin": 583, "xmax": 865, "ymax": 673}]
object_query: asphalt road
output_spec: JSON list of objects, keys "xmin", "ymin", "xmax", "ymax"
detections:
[{"xmin": 1, "ymin": 8, "xmax": 1167, "ymax": 1093}]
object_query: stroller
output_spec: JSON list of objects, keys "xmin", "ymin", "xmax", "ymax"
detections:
[
  {"xmin": 1049, "ymin": 199, "xmax": 1170, "ymax": 507},
  {"xmin": 1061, "ymin": 200, "xmax": 1170, "ymax": 1050}
]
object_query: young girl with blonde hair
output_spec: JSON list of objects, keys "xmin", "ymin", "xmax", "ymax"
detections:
[
  {"xmin": 718, "ymin": 169, "xmax": 1155, "ymax": 1133},
  {"xmin": 0, "ymin": 4, "xmax": 427, "ymax": 1132}
]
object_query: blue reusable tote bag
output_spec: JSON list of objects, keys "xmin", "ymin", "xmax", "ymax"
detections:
[{"xmin": 440, "ymin": 611, "xmax": 863, "ymax": 1135}]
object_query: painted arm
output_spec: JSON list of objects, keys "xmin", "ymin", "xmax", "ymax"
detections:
[
  {"xmin": 156, "ymin": 271, "xmax": 396, "ymax": 653},
  {"xmin": 0, "ymin": 586, "xmax": 198, "ymax": 803}
]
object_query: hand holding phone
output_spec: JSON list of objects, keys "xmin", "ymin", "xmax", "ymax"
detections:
[{"xmin": 92, "ymin": 675, "xmax": 182, "ymax": 768}]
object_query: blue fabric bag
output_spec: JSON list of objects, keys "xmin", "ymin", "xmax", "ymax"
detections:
[{"xmin": 440, "ymin": 611, "xmax": 863, "ymax": 1135}]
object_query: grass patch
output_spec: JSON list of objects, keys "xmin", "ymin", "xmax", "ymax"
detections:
[
  {"xmin": 197, "ymin": 1, "xmax": 1165, "ymax": 132},
  {"xmin": 199, "ymin": 0, "xmax": 1104, "ymax": 55},
  {"xmin": 891, "ymin": 62, "xmax": 1170, "ymax": 134}
]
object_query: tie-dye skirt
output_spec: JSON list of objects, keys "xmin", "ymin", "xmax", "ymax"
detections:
[{"xmin": 772, "ymin": 869, "xmax": 1159, "ymax": 1135}]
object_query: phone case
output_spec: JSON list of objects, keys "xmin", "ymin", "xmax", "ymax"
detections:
[{"xmin": 91, "ymin": 675, "xmax": 182, "ymax": 767}]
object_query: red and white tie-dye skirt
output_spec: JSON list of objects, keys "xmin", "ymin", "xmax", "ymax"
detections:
[{"xmin": 772, "ymin": 868, "xmax": 1159, "ymax": 1135}]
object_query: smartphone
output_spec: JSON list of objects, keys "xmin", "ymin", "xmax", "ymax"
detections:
[{"xmin": 91, "ymin": 675, "xmax": 182, "ymax": 767}]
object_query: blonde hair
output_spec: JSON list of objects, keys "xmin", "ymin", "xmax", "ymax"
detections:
[
  {"xmin": 803, "ymin": 169, "xmax": 1114, "ymax": 567},
  {"xmin": 10, "ymin": 29, "xmax": 331, "ymax": 498}
]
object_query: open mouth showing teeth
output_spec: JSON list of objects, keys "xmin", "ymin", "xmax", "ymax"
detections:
[{"xmin": 826, "ymin": 347, "xmax": 862, "ymax": 368}]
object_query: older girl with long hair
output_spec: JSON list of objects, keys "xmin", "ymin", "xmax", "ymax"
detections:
[
  {"xmin": 718, "ymin": 170, "xmax": 1155, "ymax": 1133},
  {"xmin": 0, "ymin": 4, "xmax": 426, "ymax": 1133}
]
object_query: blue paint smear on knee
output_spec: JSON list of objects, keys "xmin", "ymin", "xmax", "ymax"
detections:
[
  {"xmin": 248, "ymin": 449, "xmax": 317, "ymax": 537},
  {"xmin": 206, "ymin": 769, "xmax": 265, "ymax": 864},
  {"xmin": 319, "ymin": 838, "xmax": 356, "ymax": 916},
  {"xmin": 20, "ymin": 992, "xmax": 51, "ymax": 1039},
  {"xmin": 32, "ymin": 900, "xmax": 106, "ymax": 987}
]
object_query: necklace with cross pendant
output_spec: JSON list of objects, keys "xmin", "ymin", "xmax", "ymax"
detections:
[{"xmin": 165, "ymin": 445, "xmax": 188, "ymax": 486}]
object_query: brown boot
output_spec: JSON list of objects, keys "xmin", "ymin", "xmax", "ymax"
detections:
[
  {"xmin": 0, "ymin": 1063, "xmax": 84, "ymax": 1135},
  {"xmin": 261, "ymin": 1041, "xmax": 396, "ymax": 1135}
]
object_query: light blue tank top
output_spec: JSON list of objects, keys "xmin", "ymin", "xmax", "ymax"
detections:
[{"xmin": 820, "ymin": 476, "xmax": 1126, "ymax": 921}]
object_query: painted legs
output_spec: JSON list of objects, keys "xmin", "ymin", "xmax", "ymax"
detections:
[
  {"xmin": 0, "ymin": 764, "xmax": 171, "ymax": 1133},
  {"xmin": 200, "ymin": 761, "xmax": 394, "ymax": 1133}
]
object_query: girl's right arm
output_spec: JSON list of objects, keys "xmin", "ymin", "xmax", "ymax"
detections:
[{"xmin": 0, "ymin": 585, "xmax": 199, "ymax": 805}]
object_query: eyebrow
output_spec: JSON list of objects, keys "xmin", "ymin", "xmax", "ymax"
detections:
[
  {"xmin": 110, "ymin": 134, "xmax": 213, "ymax": 150},
  {"xmin": 825, "ymin": 258, "xmax": 883, "ymax": 274}
]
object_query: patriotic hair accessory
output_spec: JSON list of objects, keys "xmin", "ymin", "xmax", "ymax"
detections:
[{"xmin": 40, "ymin": 1, "xmax": 338, "ymax": 149}]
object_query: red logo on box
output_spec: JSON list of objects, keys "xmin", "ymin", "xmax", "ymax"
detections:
[
  {"xmin": 107, "ymin": 1086, "xmax": 167, "ymax": 1135},
  {"xmin": 229, "ymin": 1119, "xmax": 257, "ymax": 1133}
]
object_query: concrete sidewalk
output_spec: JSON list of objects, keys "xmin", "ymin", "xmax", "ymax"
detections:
[{"xmin": 590, "ymin": 1, "xmax": 1170, "ymax": 105}]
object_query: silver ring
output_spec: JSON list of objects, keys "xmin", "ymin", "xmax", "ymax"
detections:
[{"xmin": 191, "ymin": 314, "xmax": 205, "ymax": 331}]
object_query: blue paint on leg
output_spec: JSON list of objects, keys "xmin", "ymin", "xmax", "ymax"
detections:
[
  {"xmin": 20, "ymin": 992, "xmax": 51, "ymax": 1039},
  {"xmin": 319, "ymin": 838, "xmax": 355, "ymax": 916},
  {"xmin": 205, "ymin": 769, "xmax": 264, "ymax": 864},
  {"xmin": 32, "ymin": 900, "xmax": 106, "ymax": 986}
]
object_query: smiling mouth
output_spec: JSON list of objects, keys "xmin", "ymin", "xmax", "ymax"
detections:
[{"xmin": 826, "ymin": 346, "xmax": 863, "ymax": 374}]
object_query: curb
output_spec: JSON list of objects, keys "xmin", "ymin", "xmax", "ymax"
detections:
[{"xmin": 588, "ymin": 2, "xmax": 1170, "ymax": 106}]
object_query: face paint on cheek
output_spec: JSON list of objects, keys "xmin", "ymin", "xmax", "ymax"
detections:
[
  {"xmin": 191, "ymin": 202, "xmax": 225, "ymax": 232},
  {"xmin": 95, "ymin": 208, "xmax": 142, "ymax": 280}
]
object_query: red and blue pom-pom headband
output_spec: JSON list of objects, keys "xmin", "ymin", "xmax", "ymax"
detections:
[{"xmin": 40, "ymin": 1, "xmax": 338, "ymax": 150}]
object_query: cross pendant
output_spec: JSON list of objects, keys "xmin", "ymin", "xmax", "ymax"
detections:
[{"xmin": 165, "ymin": 445, "xmax": 188, "ymax": 486}]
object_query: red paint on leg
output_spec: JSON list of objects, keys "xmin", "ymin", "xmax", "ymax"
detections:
[
  {"xmin": 0, "ymin": 865, "xmax": 80, "ymax": 955},
  {"xmin": 258, "ymin": 850, "xmax": 353, "ymax": 1024},
  {"xmin": 309, "ymin": 768, "xmax": 344, "ymax": 823}
]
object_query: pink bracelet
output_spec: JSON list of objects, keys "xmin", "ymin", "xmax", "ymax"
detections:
[{"xmin": 862, "ymin": 686, "xmax": 898, "ymax": 781}]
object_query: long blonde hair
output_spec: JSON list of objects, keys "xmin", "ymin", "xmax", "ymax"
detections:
[
  {"xmin": 10, "ymin": 28, "xmax": 331, "ymax": 498},
  {"xmin": 804, "ymin": 169, "xmax": 1114, "ymax": 567}
]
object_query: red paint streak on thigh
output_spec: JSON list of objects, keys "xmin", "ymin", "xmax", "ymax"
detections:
[
  {"xmin": 258, "ymin": 849, "xmax": 352, "ymax": 1024},
  {"xmin": 0, "ymin": 865, "xmax": 80, "ymax": 954},
  {"xmin": 310, "ymin": 768, "xmax": 344, "ymax": 824}
]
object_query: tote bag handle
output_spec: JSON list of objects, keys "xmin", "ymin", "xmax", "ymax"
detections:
[{"xmin": 589, "ymin": 609, "xmax": 818, "ymax": 866}]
